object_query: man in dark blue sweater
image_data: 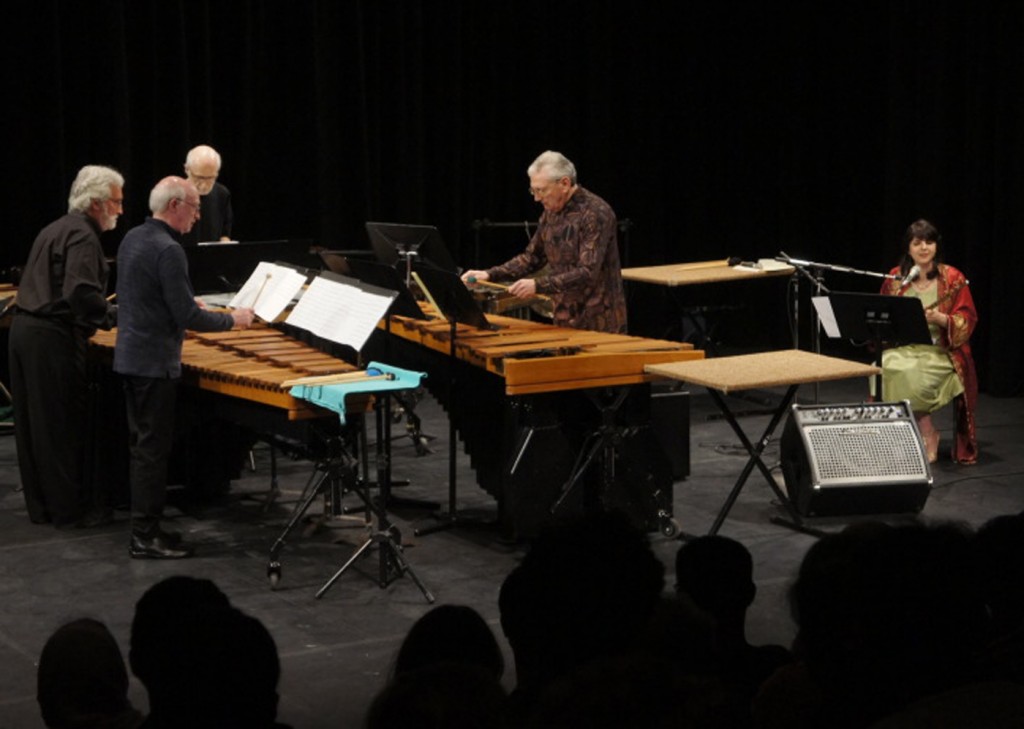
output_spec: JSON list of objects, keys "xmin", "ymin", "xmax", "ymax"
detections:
[{"xmin": 115, "ymin": 176, "xmax": 254, "ymax": 559}]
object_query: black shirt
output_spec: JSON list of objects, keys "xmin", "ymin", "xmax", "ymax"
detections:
[{"xmin": 17, "ymin": 211, "xmax": 115, "ymax": 332}]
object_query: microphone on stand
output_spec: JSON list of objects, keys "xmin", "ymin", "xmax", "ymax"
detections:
[{"xmin": 899, "ymin": 264, "xmax": 921, "ymax": 288}]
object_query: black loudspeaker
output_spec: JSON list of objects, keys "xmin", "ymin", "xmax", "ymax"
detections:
[
  {"xmin": 650, "ymin": 385, "xmax": 690, "ymax": 480},
  {"xmin": 780, "ymin": 401, "xmax": 932, "ymax": 517}
]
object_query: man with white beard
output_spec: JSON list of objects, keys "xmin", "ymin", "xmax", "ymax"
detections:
[{"xmin": 9, "ymin": 165, "xmax": 124, "ymax": 528}]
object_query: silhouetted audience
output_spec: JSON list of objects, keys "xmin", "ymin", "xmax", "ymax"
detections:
[
  {"xmin": 365, "ymin": 603, "xmax": 509, "ymax": 728},
  {"xmin": 526, "ymin": 653, "xmax": 713, "ymax": 729},
  {"xmin": 674, "ymin": 535, "xmax": 792, "ymax": 725},
  {"xmin": 366, "ymin": 663, "xmax": 510, "ymax": 729},
  {"xmin": 754, "ymin": 520, "xmax": 1024, "ymax": 729},
  {"xmin": 393, "ymin": 603, "xmax": 505, "ymax": 680},
  {"xmin": 972, "ymin": 510, "xmax": 1024, "ymax": 684},
  {"xmin": 37, "ymin": 617, "xmax": 143, "ymax": 729},
  {"xmin": 498, "ymin": 509, "xmax": 666, "ymax": 724},
  {"xmin": 129, "ymin": 575, "xmax": 291, "ymax": 729}
]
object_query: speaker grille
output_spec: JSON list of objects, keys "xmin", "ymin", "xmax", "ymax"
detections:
[{"xmin": 805, "ymin": 421, "xmax": 929, "ymax": 487}]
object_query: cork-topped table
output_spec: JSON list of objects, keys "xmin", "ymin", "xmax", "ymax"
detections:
[
  {"xmin": 621, "ymin": 259, "xmax": 795, "ymax": 287},
  {"xmin": 646, "ymin": 349, "xmax": 880, "ymax": 535},
  {"xmin": 622, "ymin": 259, "xmax": 796, "ymax": 349}
]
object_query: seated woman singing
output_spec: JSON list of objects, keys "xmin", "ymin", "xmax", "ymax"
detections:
[{"xmin": 879, "ymin": 219, "xmax": 978, "ymax": 464}]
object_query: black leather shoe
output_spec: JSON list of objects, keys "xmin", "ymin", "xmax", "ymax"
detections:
[
  {"xmin": 157, "ymin": 527, "xmax": 183, "ymax": 546},
  {"xmin": 129, "ymin": 532, "xmax": 194, "ymax": 559}
]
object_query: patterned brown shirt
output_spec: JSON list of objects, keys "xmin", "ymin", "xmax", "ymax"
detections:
[{"xmin": 486, "ymin": 186, "xmax": 627, "ymax": 333}]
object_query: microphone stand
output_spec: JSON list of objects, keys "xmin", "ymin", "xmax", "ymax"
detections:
[{"xmin": 776, "ymin": 252, "xmax": 896, "ymax": 402}]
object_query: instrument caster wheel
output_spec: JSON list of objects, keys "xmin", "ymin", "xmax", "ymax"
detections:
[
  {"xmin": 660, "ymin": 517, "xmax": 680, "ymax": 539},
  {"xmin": 267, "ymin": 561, "xmax": 282, "ymax": 588}
]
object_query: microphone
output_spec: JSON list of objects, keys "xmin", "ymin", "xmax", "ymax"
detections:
[{"xmin": 899, "ymin": 264, "xmax": 921, "ymax": 288}]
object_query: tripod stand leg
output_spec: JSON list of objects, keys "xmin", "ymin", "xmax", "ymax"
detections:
[
  {"xmin": 380, "ymin": 537, "xmax": 435, "ymax": 603},
  {"xmin": 550, "ymin": 431, "xmax": 603, "ymax": 515},
  {"xmin": 314, "ymin": 535, "xmax": 376, "ymax": 599},
  {"xmin": 267, "ymin": 467, "xmax": 333, "ymax": 586},
  {"xmin": 314, "ymin": 531, "xmax": 435, "ymax": 603}
]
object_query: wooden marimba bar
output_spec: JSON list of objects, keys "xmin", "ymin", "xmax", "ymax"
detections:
[
  {"xmin": 387, "ymin": 310, "xmax": 704, "ymax": 394},
  {"xmin": 90, "ymin": 326, "xmax": 363, "ymax": 420}
]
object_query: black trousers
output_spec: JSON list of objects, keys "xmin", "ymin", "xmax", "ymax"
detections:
[
  {"xmin": 122, "ymin": 375, "xmax": 178, "ymax": 534},
  {"xmin": 9, "ymin": 314, "xmax": 90, "ymax": 526}
]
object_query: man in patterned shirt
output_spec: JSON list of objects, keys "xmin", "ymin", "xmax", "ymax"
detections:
[{"xmin": 462, "ymin": 151, "xmax": 627, "ymax": 333}]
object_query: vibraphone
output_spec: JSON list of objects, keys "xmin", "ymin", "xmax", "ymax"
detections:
[{"xmin": 372, "ymin": 310, "xmax": 704, "ymax": 538}]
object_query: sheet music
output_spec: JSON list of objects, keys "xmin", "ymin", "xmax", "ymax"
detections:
[
  {"xmin": 286, "ymin": 275, "xmax": 396, "ymax": 351},
  {"xmin": 812, "ymin": 295, "xmax": 841, "ymax": 338},
  {"xmin": 228, "ymin": 262, "xmax": 308, "ymax": 322}
]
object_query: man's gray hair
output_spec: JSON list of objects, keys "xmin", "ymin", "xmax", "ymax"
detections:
[
  {"xmin": 186, "ymin": 144, "xmax": 222, "ymax": 170},
  {"xmin": 528, "ymin": 150, "xmax": 577, "ymax": 185},
  {"xmin": 148, "ymin": 177, "xmax": 190, "ymax": 214},
  {"xmin": 67, "ymin": 165, "xmax": 124, "ymax": 213}
]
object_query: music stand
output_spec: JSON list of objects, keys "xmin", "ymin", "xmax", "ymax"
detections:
[
  {"xmin": 329, "ymin": 256, "xmax": 429, "ymax": 320},
  {"xmin": 365, "ymin": 222, "xmax": 460, "ymax": 288},
  {"xmin": 185, "ymin": 239, "xmax": 321, "ymax": 294},
  {"xmin": 324, "ymin": 254, "xmax": 439, "ymax": 495},
  {"xmin": 407, "ymin": 264, "xmax": 496, "ymax": 537},
  {"xmin": 826, "ymin": 292, "xmax": 932, "ymax": 396},
  {"xmin": 412, "ymin": 265, "xmax": 494, "ymax": 331}
]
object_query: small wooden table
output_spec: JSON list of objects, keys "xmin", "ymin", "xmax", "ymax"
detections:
[
  {"xmin": 622, "ymin": 260, "xmax": 796, "ymax": 349},
  {"xmin": 646, "ymin": 350, "xmax": 880, "ymax": 535},
  {"xmin": 622, "ymin": 259, "xmax": 795, "ymax": 287}
]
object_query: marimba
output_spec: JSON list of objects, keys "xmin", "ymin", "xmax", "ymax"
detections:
[
  {"xmin": 386, "ymin": 311, "xmax": 702, "ymax": 394},
  {"xmin": 89, "ymin": 326, "xmax": 371, "ymax": 504},
  {"xmin": 373, "ymin": 310, "xmax": 704, "ymax": 538},
  {"xmin": 91, "ymin": 326, "xmax": 367, "ymax": 420}
]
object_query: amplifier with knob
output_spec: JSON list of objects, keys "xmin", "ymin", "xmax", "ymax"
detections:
[{"xmin": 780, "ymin": 401, "xmax": 933, "ymax": 517}]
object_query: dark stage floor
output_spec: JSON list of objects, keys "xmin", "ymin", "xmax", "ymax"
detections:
[{"xmin": 2, "ymin": 376, "xmax": 1023, "ymax": 728}]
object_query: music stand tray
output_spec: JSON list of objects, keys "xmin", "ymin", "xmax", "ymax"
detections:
[
  {"xmin": 365, "ymin": 221, "xmax": 460, "ymax": 275},
  {"xmin": 323, "ymin": 254, "xmax": 428, "ymax": 320},
  {"xmin": 827, "ymin": 292, "xmax": 932, "ymax": 347},
  {"xmin": 412, "ymin": 264, "xmax": 494, "ymax": 331}
]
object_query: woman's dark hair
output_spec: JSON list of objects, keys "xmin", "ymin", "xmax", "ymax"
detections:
[{"xmin": 900, "ymin": 218, "xmax": 943, "ymax": 280}]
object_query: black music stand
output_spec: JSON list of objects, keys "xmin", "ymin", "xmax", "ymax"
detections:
[
  {"xmin": 185, "ymin": 239, "xmax": 321, "ymax": 294},
  {"xmin": 826, "ymin": 292, "xmax": 932, "ymax": 396},
  {"xmin": 322, "ymin": 254, "xmax": 439, "ymax": 499},
  {"xmin": 408, "ymin": 264, "xmax": 497, "ymax": 537},
  {"xmin": 365, "ymin": 222, "xmax": 460, "ymax": 287},
  {"xmin": 334, "ymin": 256, "xmax": 430, "ymax": 321}
]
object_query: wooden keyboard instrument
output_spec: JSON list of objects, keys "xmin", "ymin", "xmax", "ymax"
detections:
[{"xmin": 90, "ymin": 326, "xmax": 367, "ymax": 420}]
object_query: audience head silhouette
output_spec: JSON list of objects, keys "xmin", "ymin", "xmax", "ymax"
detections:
[
  {"xmin": 129, "ymin": 575, "xmax": 285, "ymax": 729},
  {"xmin": 367, "ymin": 662, "xmax": 509, "ymax": 729},
  {"xmin": 787, "ymin": 520, "xmax": 985, "ymax": 727},
  {"xmin": 499, "ymin": 509, "xmax": 664, "ymax": 719},
  {"xmin": 675, "ymin": 534, "xmax": 756, "ymax": 619},
  {"xmin": 393, "ymin": 603, "xmax": 504, "ymax": 680},
  {"xmin": 37, "ymin": 617, "xmax": 142, "ymax": 729}
]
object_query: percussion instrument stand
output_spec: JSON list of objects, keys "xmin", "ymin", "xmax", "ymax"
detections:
[
  {"xmin": 266, "ymin": 429, "xmax": 362, "ymax": 588},
  {"xmin": 316, "ymin": 394, "xmax": 435, "ymax": 602},
  {"xmin": 549, "ymin": 386, "xmax": 676, "ymax": 536},
  {"xmin": 374, "ymin": 314, "xmax": 438, "ymax": 511},
  {"xmin": 415, "ymin": 309, "xmax": 493, "ymax": 537}
]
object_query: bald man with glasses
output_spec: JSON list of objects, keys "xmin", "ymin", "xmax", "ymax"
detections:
[{"xmin": 182, "ymin": 144, "xmax": 234, "ymax": 245}]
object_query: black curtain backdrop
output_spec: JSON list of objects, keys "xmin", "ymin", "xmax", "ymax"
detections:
[{"xmin": 4, "ymin": 1, "xmax": 1022, "ymax": 395}]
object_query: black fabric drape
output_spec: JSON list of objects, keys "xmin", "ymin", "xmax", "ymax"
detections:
[{"xmin": 4, "ymin": 1, "xmax": 1022, "ymax": 394}]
